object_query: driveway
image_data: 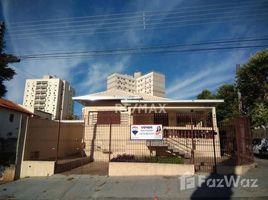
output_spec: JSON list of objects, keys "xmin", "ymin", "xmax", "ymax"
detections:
[
  {"xmin": 0, "ymin": 158, "xmax": 267, "ymax": 199},
  {"xmin": 60, "ymin": 162, "xmax": 108, "ymax": 176}
]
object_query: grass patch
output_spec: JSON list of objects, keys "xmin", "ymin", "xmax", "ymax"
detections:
[{"xmin": 111, "ymin": 154, "xmax": 183, "ymax": 164}]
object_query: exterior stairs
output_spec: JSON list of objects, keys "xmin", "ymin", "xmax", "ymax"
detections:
[{"xmin": 147, "ymin": 138, "xmax": 192, "ymax": 159}]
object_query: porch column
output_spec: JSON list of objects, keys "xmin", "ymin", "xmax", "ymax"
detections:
[
  {"xmin": 212, "ymin": 107, "xmax": 219, "ymax": 140},
  {"xmin": 128, "ymin": 107, "xmax": 133, "ymax": 125},
  {"xmin": 168, "ymin": 111, "xmax": 177, "ymax": 126}
]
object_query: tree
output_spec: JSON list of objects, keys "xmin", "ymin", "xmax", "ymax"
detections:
[
  {"xmin": 250, "ymin": 102, "xmax": 268, "ymax": 129},
  {"xmin": 0, "ymin": 22, "xmax": 20, "ymax": 97},
  {"xmin": 215, "ymin": 84, "xmax": 239, "ymax": 122},
  {"xmin": 197, "ymin": 89, "xmax": 215, "ymax": 99},
  {"xmin": 196, "ymin": 84, "xmax": 239, "ymax": 122},
  {"xmin": 236, "ymin": 49, "xmax": 268, "ymax": 114},
  {"xmin": 197, "ymin": 49, "xmax": 268, "ymax": 127}
]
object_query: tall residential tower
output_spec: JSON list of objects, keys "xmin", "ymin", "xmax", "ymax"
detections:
[
  {"xmin": 23, "ymin": 75, "xmax": 75, "ymax": 119},
  {"xmin": 107, "ymin": 71, "xmax": 165, "ymax": 97}
]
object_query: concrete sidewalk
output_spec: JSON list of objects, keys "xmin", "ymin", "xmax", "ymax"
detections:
[{"xmin": 0, "ymin": 158, "xmax": 267, "ymax": 199}]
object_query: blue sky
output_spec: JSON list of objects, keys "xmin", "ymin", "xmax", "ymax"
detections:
[{"xmin": 1, "ymin": 0, "xmax": 268, "ymax": 115}]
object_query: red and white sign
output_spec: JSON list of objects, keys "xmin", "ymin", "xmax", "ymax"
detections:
[{"xmin": 130, "ymin": 124, "xmax": 163, "ymax": 140}]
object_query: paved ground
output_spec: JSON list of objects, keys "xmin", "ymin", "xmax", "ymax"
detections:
[
  {"xmin": 0, "ymin": 157, "xmax": 267, "ymax": 199},
  {"xmin": 61, "ymin": 162, "xmax": 108, "ymax": 176}
]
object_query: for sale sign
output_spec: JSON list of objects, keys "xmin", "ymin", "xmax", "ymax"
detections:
[{"xmin": 130, "ymin": 124, "xmax": 163, "ymax": 140}]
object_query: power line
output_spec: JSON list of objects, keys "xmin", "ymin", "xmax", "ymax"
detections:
[
  {"xmin": 14, "ymin": 67, "xmax": 37, "ymax": 78},
  {"xmin": 5, "ymin": 1, "xmax": 267, "ymax": 40},
  {"xmin": 8, "ymin": 17, "xmax": 267, "ymax": 41},
  {"xmin": 8, "ymin": 0, "xmax": 266, "ymax": 26},
  {"xmin": 19, "ymin": 45, "xmax": 268, "ymax": 60},
  {"xmin": 7, "ymin": 12, "xmax": 267, "ymax": 37},
  {"xmin": 20, "ymin": 37, "xmax": 268, "ymax": 57},
  {"xmin": 8, "ymin": 3, "xmax": 267, "ymax": 30},
  {"xmin": 8, "ymin": 35, "xmax": 268, "ymax": 55},
  {"xmin": 8, "ymin": 6, "xmax": 267, "ymax": 34},
  {"xmin": 19, "ymin": 37, "xmax": 268, "ymax": 60},
  {"xmin": 147, "ymin": 13, "xmax": 266, "ymax": 28}
]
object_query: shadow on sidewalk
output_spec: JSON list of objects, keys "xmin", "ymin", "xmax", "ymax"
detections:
[{"xmin": 191, "ymin": 159, "xmax": 236, "ymax": 199}]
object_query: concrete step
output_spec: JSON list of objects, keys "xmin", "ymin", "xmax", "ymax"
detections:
[{"xmin": 147, "ymin": 140, "xmax": 168, "ymax": 147}]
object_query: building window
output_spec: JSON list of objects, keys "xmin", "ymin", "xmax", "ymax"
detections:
[
  {"xmin": 7, "ymin": 132, "xmax": 12, "ymax": 137},
  {"xmin": 176, "ymin": 114, "xmax": 189, "ymax": 126},
  {"xmin": 9, "ymin": 114, "xmax": 14, "ymax": 122},
  {"xmin": 154, "ymin": 113, "xmax": 169, "ymax": 126},
  {"xmin": 97, "ymin": 111, "xmax": 120, "ymax": 124}
]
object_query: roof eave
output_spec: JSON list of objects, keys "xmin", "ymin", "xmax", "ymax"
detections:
[
  {"xmin": 121, "ymin": 99, "xmax": 224, "ymax": 104},
  {"xmin": 72, "ymin": 96, "xmax": 143, "ymax": 102}
]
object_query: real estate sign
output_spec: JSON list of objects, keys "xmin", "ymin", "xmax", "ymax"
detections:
[{"xmin": 130, "ymin": 124, "xmax": 163, "ymax": 140}]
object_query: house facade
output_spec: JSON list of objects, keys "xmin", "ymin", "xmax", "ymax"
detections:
[
  {"xmin": 73, "ymin": 89, "xmax": 223, "ymax": 162},
  {"xmin": 0, "ymin": 98, "xmax": 32, "ymax": 181}
]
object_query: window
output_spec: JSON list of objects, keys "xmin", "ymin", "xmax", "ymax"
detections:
[
  {"xmin": 154, "ymin": 113, "xmax": 169, "ymax": 126},
  {"xmin": 9, "ymin": 114, "xmax": 14, "ymax": 122},
  {"xmin": 176, "ymin": 114, "xmax": 189, "ymax": 126},
  {"xmin": 7, "ymin": 132, "xmax": 12, "ymax": 137},
  {"xmin": 97, "ymin": 111, "xmax": 120, "ymax": 124}
]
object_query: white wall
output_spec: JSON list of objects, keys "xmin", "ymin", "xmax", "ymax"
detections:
[
  {"xmin": 20, "ymin": 161, "xmax": 55, "ymax": 178},
  {"xmin": 0, "ymin": 108, "xmax": 21, "ymax": 139}
]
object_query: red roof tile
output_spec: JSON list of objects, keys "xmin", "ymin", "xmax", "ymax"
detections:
[{"xmin": 0, "ymin": 98, "xmax": 33, "ymax": 115}]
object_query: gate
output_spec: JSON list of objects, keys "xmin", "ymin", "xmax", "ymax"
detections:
[
  {"xmin": 153, "ymin": 114, "xmax": 254, "ymax": 173},
  {"xmin": 219, "ymin": 117, "xmax": 254, "ymax": 166}
]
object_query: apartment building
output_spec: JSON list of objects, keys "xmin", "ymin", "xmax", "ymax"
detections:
[
  {"xmin": 23, "ymin": 75, "xmax": 75, "ymax": 120},
  {"xmin": 107, "ymin": 71, "xmax": 165, "ymax": 97}
]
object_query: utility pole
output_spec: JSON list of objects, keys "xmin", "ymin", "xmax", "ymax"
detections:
[
  {"xmin": 142, "ymin": 12, "xmax": 146, "ymax": 30},
  {"xmin": 55, "ymin": 81, "xmax": 64, "ymax": 163}
]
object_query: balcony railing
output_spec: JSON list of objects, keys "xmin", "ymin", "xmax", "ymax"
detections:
[{"xmin": 164, "ymin": 126, "xmax": 213, "ymax": 131}]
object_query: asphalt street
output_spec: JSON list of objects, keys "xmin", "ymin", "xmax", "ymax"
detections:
[{"xmin": 0, "ymin": 157, "xmax": 267, "ymax": 200}]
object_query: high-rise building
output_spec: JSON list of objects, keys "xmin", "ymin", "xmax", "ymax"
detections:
[
  {"xmin": 23, "ymin": 75, "xmax": 75, "ymax": 120},
  {"xmin": 107, "ymin": 71, "xmax": 165, "ymax": 97}
]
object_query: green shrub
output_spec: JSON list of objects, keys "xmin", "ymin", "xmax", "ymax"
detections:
[{"xmin": 111, "ymin": 154, "xmax": 183, "ymax": 164}]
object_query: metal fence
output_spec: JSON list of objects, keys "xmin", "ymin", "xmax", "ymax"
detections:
[
  {"xmin": 22, "ymin": 114, "xmax": 254, "ymax": 175},
  {"xmin": 219, "ymin": 117, "xmax": 254, "ymax": 166}
]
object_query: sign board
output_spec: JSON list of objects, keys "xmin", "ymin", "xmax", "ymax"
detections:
[{"xmin": 130, "ymin": 124, "xmax": 163, "ymax": 140}]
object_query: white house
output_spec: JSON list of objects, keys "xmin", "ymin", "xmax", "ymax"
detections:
[{"xmin": 0, "ymin": 98, "xmax": 32, "ymax": 181}]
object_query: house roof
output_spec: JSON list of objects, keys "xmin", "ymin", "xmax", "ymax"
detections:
[
  {"xmin": 73, "ymin": 89, "xmax": 168, "ymax": 105},
  {"xmin": 73, "ymin": 89, "xmax": 224, "ymax": 106},
  {"xmin": 0, "ymin": 98, "xmax": 33, "ymax": 115},
  {"xmin": 121, "ymin": 99, "xmax": 224, "ymax": 106}
]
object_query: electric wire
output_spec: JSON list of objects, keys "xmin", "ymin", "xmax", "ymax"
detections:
[{"xmin": 9, "ymin": 0, "xmax": 267, "ymax": 26}]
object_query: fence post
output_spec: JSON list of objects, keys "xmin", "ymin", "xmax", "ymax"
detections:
[
  {"xmin": 190, "ymin": 110, "xmax": 195, "ymax": 164},
  {"xmin": 55, "ymin": 119, "xmax": 61, "ymax": 163},
  {"xmin": 212, "ymin": 131, "xmax": 217, "ymax": 173},
  {"xmin": 108, "ymin": 124, "xmax": 112, "ymax": 162}
]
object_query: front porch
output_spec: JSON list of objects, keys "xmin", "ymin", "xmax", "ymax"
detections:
[
  {"xmin": 74, "ymin": 95, "xmax": 253, "ymax": 173},
  {"xmin": 82, "ymin": 103, "xmax": 222, "ymax": 172}
]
